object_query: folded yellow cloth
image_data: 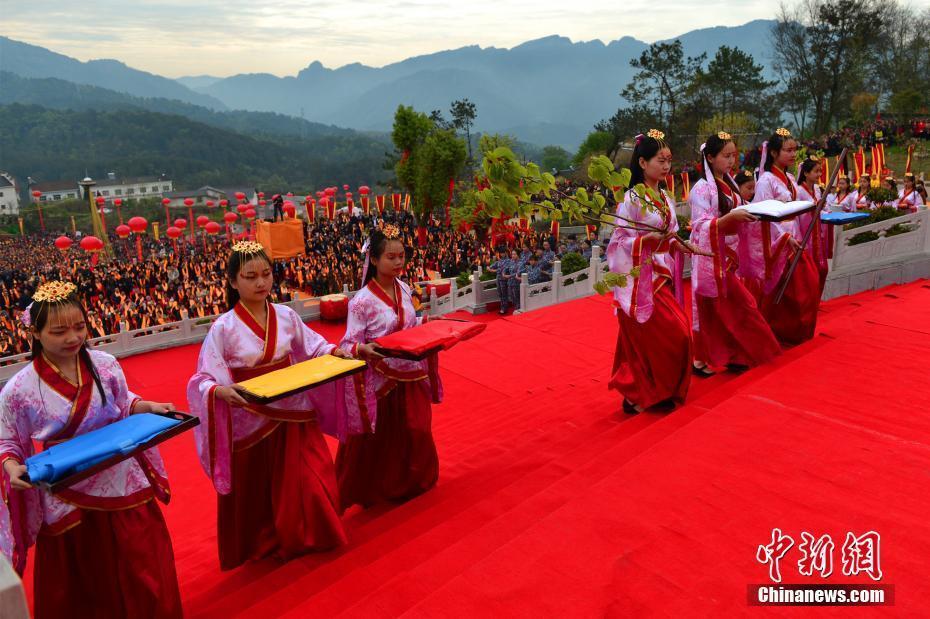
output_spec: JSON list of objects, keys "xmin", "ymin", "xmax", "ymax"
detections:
[{"xmin": 237, "ymin": 355, "xmax": 366, "ymax": 399}]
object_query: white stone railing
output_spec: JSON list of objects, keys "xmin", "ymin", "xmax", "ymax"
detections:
[
  {"xmin": 4, "ymin": 216, "xmax": 930, "ymax": 384},
  {"xmin": 824, "ymin": 208, "xmax": 930, "ymax": 299}
]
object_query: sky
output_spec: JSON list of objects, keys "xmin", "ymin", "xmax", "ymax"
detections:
[{"xmin": 3, "ymin": 0, "xmax": 776, "ymax": 78}]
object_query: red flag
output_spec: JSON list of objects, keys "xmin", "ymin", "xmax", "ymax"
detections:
[
  {"xmin": 376, "ymin": 195, "xmax": 386, "ymax": 214},
  {"xmin": 905, "ymin": 144, "xmax": 914, "ymax": 175},
  {"xmin": 664, "ymin": 174, "xmax": 675, "ymax": 198},
  {"xmin": 391, "ymin": 193, "xmax": 401, "ymax": 211},
  {"xmin": 403, "ymin": 193, "xmax": 411, "ymax": 212},
  {"xmin": 361, "ymin": 195, "xmax": 371, "ymax": 215},
  {"xmin": 305, "ymin": 199, "xmax": 315, "ymax": 222},
  {"xmin": 680, "ymin": 172, "xmax": 690, "ymax": 201},
  {"xmin": 819, "ymin": 156, "xmax": 830, "ymax": 186},
  {"xmin": 853, "ymin": 149, "xmax": 865, "ymax": 182},
  {"xmin": 550, "ymin": 221, "xmax": 559, "ymax": 237}
]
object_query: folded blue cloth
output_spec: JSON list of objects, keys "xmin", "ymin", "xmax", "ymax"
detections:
[
  {"xmin": 26, "ymin": 413, "xmax": 180, "ymax": 484},
  {"xmin": 821, "ymin": 212, "xmax": 869, "ymax": 224}
]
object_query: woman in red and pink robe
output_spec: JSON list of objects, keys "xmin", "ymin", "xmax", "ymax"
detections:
[
  {"xmin": 689, "ymin": 133, "xmax": 781, "ymax": 373},
  {"xmin": 1, "ymin": 348, "xmax": 180, "ymax": 618},
  {"xmin": 606, "ymin": 131, "xmax": 693, "ymax": 413},
  {"xmin": 751, "ymin": 130, "xmax": 821, "ymax": 345},
  {"xmin": 187, "ymin": 249, "xmax": 359, "ymax": 569},
  {"xmin": 795, "ymin": 157, "xmax": 834, "ymax": 293},
  {"xmin": 337, "ymin": 271, "xmax": 442, "ymax": 510}
]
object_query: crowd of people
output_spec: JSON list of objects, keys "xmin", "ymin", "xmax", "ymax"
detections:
[{"xmin": 0, "ymin": 211, "xmax": 566, "ymax": 356}]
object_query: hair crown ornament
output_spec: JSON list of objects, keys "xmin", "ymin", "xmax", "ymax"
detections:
[
  {"xmin": 775, "ymin": 128, "xmax": 792, "ymax": 138},
  {"xmin": 231, "ymin": 241, "xmax": 265, "ymax": 255},
  {"xmin": 382, "ymin": 224, "xmax": 401, "ymax": 239},
  {"xmin": 717, "ymin": 131, "xmax": 732, "ymax": 141},
  {"xmin": 647, "ymin": 129, "xmax": 665, "ymax": 141},
  {"xmin": 32, "ymin": 281, "xmax": 77, "ymax": 304}
]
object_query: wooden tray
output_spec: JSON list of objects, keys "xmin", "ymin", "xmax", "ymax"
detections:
[
  {"xmin": 237, "ymin": 356, "xmax": 367, "ymax": 404},
  {"xmin": 28, "ymin": 412, "xmax": 199, "ymax": 492}
]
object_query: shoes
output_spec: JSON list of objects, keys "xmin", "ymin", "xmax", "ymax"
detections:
[
  {"xmin": 622, "ymin": 398, "xmax": 639, "ymax": 415},
  {"xmin": 651, "ymin": 399, "xmax": 677, "ymax": 412},
  {"xmin": 692, "ymin": 364, "xmax": 715, "ymax": 378}
]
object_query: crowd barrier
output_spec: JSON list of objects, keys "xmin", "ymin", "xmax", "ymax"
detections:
[{"xmin": 2, "ymin": 210, "xmax": 929, "ymax": 384}]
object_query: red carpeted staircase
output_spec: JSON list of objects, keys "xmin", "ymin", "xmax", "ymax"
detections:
[{"xmin": 23, "ymin": 281, "xmax": 930, "ymax": 616}]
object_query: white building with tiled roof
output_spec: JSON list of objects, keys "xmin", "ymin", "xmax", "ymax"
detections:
[{"xmin": 0, "ymin": 172, "xmax": 20, "ymax": 215}]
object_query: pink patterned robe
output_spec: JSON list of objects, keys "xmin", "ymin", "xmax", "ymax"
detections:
[
  {"xmin": 606, "ymin": 188, "xmax": 685, "ymax": 323},
  {"xmin": 0, "ymin": 350, "xmax": 169, "ymax": 572},
  {"xmin": 341, "ymin": 279, "xmax": 442, "ymax": 420},
  {"xmin": 186, "ymin": 301, "xmax": 352, "ymax": 495}
]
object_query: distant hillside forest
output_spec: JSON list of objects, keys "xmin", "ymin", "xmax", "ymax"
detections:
[{"xmin": 0, "ymin": 103, "xmax": 393, "ymax": 192}]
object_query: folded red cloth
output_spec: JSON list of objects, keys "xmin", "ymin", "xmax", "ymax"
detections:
[{"xmin": 374, "ymin": 319, "xmax": 486, "ymax": 358}]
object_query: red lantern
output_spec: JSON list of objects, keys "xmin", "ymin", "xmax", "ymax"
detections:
[
  {"xmin": 174, "ymin": 218, "xmax": 187, "ymax": 230},
  {"xmin": 196, "ymin": 215, "xmax": 209, "ymax": 228},
  {"xmin": 205, "ymin": 221, "xmax": 221, "ymax": 235},
  {"xmin": 342, "ymin": 184, "xmax": 349, "ymax": 191},
  {"xmin": 95, "ymin": 196, "xmax": 105, "ymax": 206},
  {"xmin": 54, "ymin": 236, "xmax": 73, "ymax": 253},
  {"xmin": 325, "ymin": 187, "xmax": 336, "ymax": 197},
  {"xmin": 257, "ymin": 192, "xmax": 265, "ymax": 199},
  {"xmin": 183, "ymin": 199, "xmax": 195, "ymax": 241},
  {"xmin": 245, "ymin": 208, "xmax": 256, "ymax": 220},
  {"xmin": 219, "ymin": 199, "xmax": 229, "ymax": 209},
  {"xmin": 206, "ymin": 200, "xmax": 215, "ymax": 208},
  {"xmin": 358, "ymin": 185, "xmax": 370, "ymax": 195},
  {"xmin": 31, "ymin": 190, "xmax": 46, "ymax": 232},
  {"xmin": 128, "ymin": 216, "xmax": 147, "ymax": 260},
  {"xmin": 112, "ymin": 197, "xmax": 124, "ymax": 225},
  {"xmin": 286, "ymin": 192, "xmax": 294, "ymax": 198},
  {"xmin": 315, "ymin": 191, "xmax": 324, "ymax": 198},
  {"xmin": 80, "ymin": 235, "xmax": 104, "ymax": 266},
  {"xmin": 161, "ymin": 197, "xmax": 171, "ymax": 226},
  {"xmin": 235, "ymin": 192, "xmax": 246, "ymax": 202},
  {"xmin": 283, "ymin": 201, "xmax": 296, "ymax": 218},
  {"xmin": 223, "ymin": 211, "xmax": 237, "ymax": 240},
  {"xmin": 116, "ymin": 224, "xmax": 131, "ymax": 239},
  {"xmin": 166, "ymin": 225, "xmax": 182, "ymax": 253},
  {"xmin": 237, "ymin": 203, "xmax": 249, "ymax": 214},
  {"xmin": 346, "ymin": 192, "xmax": 353, "ymax": 199}
]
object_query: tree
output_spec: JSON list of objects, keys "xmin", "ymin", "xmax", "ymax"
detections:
[
  {"xmin": 478, "ymin": 133, "xmax": 517, "ymax": 157},
  {"xmin": 572, "ymin": 131, "xmax": 616, "ymax": 167},
  {"xmin": 621, "ymin": 40, "xmax": 705, "ymax": 132},
  {"xmin": 889, "ymin": 88, "xmax": 923, "ymax": 119},
  {"xmin": 429, "ymin": 110, "xmax": 453, "ymax": 130},
  {"xmin": 850, "ymin": 92, "xmax": 878, "ymax": 124},
  {"xmin": 688, "ymin": 46, "xmax": 777, "ymax": 129},
  {"xmin": 539, "ymin": 146, "xmax": 572, "ymax": 173},
  {"xmin": 450, "ymin": 98, "xmax": 477, "ymax": 161},
  {"xmin": 594, "ymin": 106, "xmax": 659, "ymax": 147},
  {"xmin": 392, "ymin": 105, "xmax": 467, "ymax": 219},
  {"xmin": 771, "ymin": 0, "xmax": 886, "ymax": 135}
]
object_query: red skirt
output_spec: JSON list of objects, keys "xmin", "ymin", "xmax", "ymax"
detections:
[
  {"xmin": 336, "ymin": 381, "xmax": 438, "ymax": 511},
  {"xmin": 34, "ymin": 500, "xmax": 182, "ymax": 619},
  {"xmin": 694, "ymin": 271, "xmax": 782, "ymax": 368},
  {"xmin": 759, "ymin": 250, "xmax": 821, "ymax": 346},
  {"xmin": 609, "ymin": 283, "xmax": 692, "ymax": 409},
  {"xmin": 217, "ymin": 420, "xmax": 346, "ymax": 570}
]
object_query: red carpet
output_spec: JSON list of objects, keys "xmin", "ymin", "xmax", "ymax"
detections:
[{"xmin": 22, "ymin": 281, "xmax": 930, "ymax": 616}]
